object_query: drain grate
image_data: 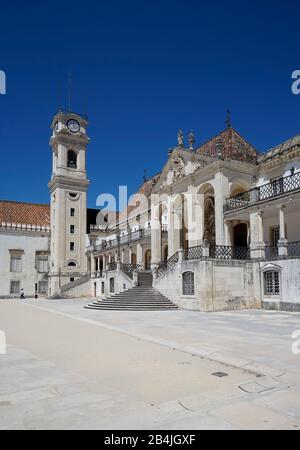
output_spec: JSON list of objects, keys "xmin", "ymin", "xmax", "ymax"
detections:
[{"xmin": 212, "ymin": 371, "xmax": 228, "ymax": 378}]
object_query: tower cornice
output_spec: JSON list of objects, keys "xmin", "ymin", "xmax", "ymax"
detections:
[{"xmin": 48, "ymin": 175, "xmax": 90, "ymax": 193}]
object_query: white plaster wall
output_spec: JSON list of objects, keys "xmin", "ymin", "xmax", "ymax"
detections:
[
  {"xmin": 0, "ymin": 232, "xmax": 49, "ymax": 298},
  {"xmin": 261, "ymin": 259, "xmax": 300, "ymax": 311}
]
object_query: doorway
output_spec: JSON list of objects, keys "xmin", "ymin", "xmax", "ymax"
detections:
[
  {"xmin": 131, "ymin": 253, "xmax": 137, "ymax": 266},
  {"xmin": 233, "ymin": 223, "xmax": 248, "ymax": 247},
  {"xmin": 145, "ymin": 250, "xmax": 151, "ymax": 270}
]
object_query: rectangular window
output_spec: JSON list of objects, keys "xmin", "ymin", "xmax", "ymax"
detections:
[
  {"xmin": 183, "ymin": 272, "xmax": 195, "ymax": 296},
  {"xmin": 38, "ymin": 281, "xmax": 48, "ymax": 294},
  {"xmin": 10, "ymin": 281, "xmax": 20, "ymax": 295},
  {"xmin": 70, "ymin": 208, "xmax": 75, "ymax": 217},
  {"xmin": 101, "ymin": 282, "xmax": 105, "ymax": 294},
  {"xmin": 70, "ymin": 242, "xmax": 75, "ymax": 251},
  {"xmin": 271, "ymin": 227, "xmax": 280, "ymax": 246},
  {"xmin": 264, "ymin": 271, "xmax": 280, "ymax": 295},
  {"xmin": 37, "ymin": 258, "xmax": 48, "ymax": 273},
  {"xmin": 70, "ymin": 225, "xmax": 75, "ymax": 234},
  {"xmin": 10, "ymin": 256, "xmax": 22, "ymax": 273}
]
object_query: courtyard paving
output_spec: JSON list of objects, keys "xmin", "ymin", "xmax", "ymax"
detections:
[{"xmin": 0, "ymin": 298, "xmax": 299, "ymax": 430}]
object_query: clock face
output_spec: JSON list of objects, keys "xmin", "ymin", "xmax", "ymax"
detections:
[{"xmin": 67, "ymin": 119, "xmax": 80, "ymax": 133}]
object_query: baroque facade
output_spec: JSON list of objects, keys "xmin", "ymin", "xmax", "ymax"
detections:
[{"xmin": 0, "ymin": 110, "xmax": 299, "ymax": 311}]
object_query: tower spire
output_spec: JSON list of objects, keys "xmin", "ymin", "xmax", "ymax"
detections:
[{"xmin": 68, "ymin": 71, "xmax": 72, "ymax": 111}]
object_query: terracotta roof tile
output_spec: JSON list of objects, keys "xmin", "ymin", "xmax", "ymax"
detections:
[
  {"xmin": 196, "ymin": 127, "xmax": 259, "ymax": 163},
  {"xmin": 0, "ymin": 201, "xmax": 50, "ymax": 226}
]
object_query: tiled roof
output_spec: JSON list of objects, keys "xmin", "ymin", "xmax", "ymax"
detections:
[
  {"xmin": 257, "ymin": 134, "xmax": 300, "ymax": 163},
  {"xmin": 196, "ymin": 127, "xmax": 259, "ymax": 163},
  {"xmin": 0, "ymin": 201, "xmax": 50, "ymax": 226}
]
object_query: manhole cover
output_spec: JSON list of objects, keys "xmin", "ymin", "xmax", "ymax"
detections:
[
  {"xmin": 0, "ymin": 401, "xmax": 11, "ymax": 407},
  {"xmin": 212, "ymin": 372, "xmax": 228, "ymax": 378}
]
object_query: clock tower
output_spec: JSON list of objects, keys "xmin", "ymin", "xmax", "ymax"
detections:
[{"xmin": 48, "ymin": 110, "xmax": 90, "ymax": 296}]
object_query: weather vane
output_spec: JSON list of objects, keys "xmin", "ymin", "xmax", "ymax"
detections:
[
  {"xmin": 143, "ymin": 169, "xmax": 148, "ymax": 183},
  {"xmin": 225, "ymin": 109, "xmax": 232, "ymax": 129}
]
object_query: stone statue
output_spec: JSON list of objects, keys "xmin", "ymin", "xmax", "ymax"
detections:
[{"xmin": 178, "ymin": 129, "xmax": 184, "ymax": 147}]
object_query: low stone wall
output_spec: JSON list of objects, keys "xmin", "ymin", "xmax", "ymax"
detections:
[
  {"xmin": 154, "ymin": 259, "xmax": 261, "ymax": 312},
  {"xmin": 92, "ymin": 270, "xmax": 134, "ymax": 299},
  {"xmin": 61, "ymin": 280, "xmax": 92, "ymax": 299}
]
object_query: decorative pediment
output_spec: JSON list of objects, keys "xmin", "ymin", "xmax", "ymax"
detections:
[
  {"xmin": 159, "ymin": 153, "xmax": 205, "ymax": 189},
  {"xmin": 259, "ymin": 262, "xmax": 282, "ymax": 272}
]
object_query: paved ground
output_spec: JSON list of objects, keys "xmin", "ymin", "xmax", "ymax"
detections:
[{"xmin": 0, "ymin": 298, "xmax": 300, "ymax": 430}]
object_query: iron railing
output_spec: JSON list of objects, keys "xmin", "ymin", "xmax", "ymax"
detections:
[
  {"xmin": 265, "ymin": 245, "xmax": 278, "ymax": 260},
  {"xmin": 61, "ymin": 274, "xmax": 91, "ymax": 293},
  {"xmin": 94, "ymin": 227, "xmax": 152, "ymax": 252},
  {"xmin": 120, "ymin": 263, "xmax": 143, "ymax": 279},
  {"xmin": 225, "ymin": 191, "xmax": 251, "ymax": 211},
  {"xmin": 287, "ymin": 241, "xmax": 300, "ymax": 258},
  {"xmin": 107, "ymin": 262, "xmax": 117, "ymax": 271},
  {"xmin": 225, "ymin": 172, "xmax": 300, "ymax": 212},
  {"xmin": 209, "ymin": 245, "xmax": 250, "ymax": 260},
  {"xmin": 265, "ymin": 242, "xmax": 300, "ymax": 260},
  {"xmin": 157, "ymin": 252, "xmax": 179, "ymax": 278},
  {"xmin": 186, "ymin": 245, "xmax": 203, "ymax": 260}
]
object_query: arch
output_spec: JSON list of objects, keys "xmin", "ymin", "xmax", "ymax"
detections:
[
  {"xmin": 230, "ymin": 179, "xmax": 251, "ymax": 197},
  {"xmin": 67, "ymin": 150, "xmax": 77, "ymax": 169},
  {"xmin": 182, "ymin": 271, "xmax": 195, "ymax": 295},
  {"xmin": 67, "ymin": 260, "xmax": 77, "ymax": 268},
  {"xmin": 197, "ymin": 182, "xmax": 215, "ymax": 196},
  {"xmin": 145, "ymin": 249, "xmax": 151, "ymax": 270},
  {"xmin": 131, "ymin": 253, "xmax": 137, "ymax": 266}
]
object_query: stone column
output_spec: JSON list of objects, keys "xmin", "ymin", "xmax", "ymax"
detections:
[
  {"xmin": 278, "ymin": 205, "xmax": 288, "ymax": 257},
  {"xmin": 224, "ymin": 220, "xmax": 231, "ymax": 246},
  {"xmin": 214, "ymin": 171, "xmax": 230, "ymax": 245},
  {"xmin": 128, "ymin": 248, "xmax": 132, "ymax": 265},
  {"xmin": 151, "ymin": 219, "xmax": 161, "ymax": 268},
  {"xmin": 194, "ymin": 192, "xmax": 204, "ymax": 246},
  {"xmin": 91, "ymin": 255, "xmax": 95, "ymax": 277},
  {"xmin": 137, "ymin": 243, "xmax": 144, "ymax": 269},
  {"xmin": 202, "ymin": 240, "xmax": 210, "ymax": 258},
  {"xmin": 250, "ymin": 211, "xmax": 265, "ymax": 259}
]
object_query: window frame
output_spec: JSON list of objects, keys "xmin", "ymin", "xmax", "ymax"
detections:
[
  {"xmin": 264, "ymin": 270, "xmax": 280, "ymax": 296},
  {"xmin": 182, "ymin": 271, "xmax": 195, "ymax": 296},
  {"xmin": 10, "ymin": 281, "xmax": 20, "ymax": 295}
]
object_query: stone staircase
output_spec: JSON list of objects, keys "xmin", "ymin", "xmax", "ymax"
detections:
[{"xmin": 85, "ymin": 271, "xmax": 179, "ymax": 311}]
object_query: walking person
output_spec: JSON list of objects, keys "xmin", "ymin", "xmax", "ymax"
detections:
[{"xmin": 20, "ymin": 288, "xmax": 25, "ymax": 300}]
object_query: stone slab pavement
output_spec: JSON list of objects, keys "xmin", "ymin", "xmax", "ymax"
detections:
[
  {"xmin": 0, "ymin": 299, "xmax": 299, "ymax": 430},
  {"xmin": 22, "ymin": 298, "xmax": 300, "ymax": 379}
]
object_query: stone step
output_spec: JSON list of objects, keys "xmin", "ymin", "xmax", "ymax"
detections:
[
  {"xmin": 85, "ymin": 306, "xmax": 178, "ymax": 311},
  {"xmin": 84, "ymin": 282, "xmax": 179, "ymax": 311}
]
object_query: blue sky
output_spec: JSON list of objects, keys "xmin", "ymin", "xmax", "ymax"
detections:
[{"xmin": 0, "ymin": 0, "xmax": 299, "ymax": 208}]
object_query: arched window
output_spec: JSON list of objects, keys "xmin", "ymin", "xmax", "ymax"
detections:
[
  {"xmin": 264, "ymin": 271, "xmax": 280, "ymax": 295},
  {"xmin": 183, "ymin": 272, "xmax": 195, "ymax": 295},
  {"xmin": 68, "ymin": 261, "xmax": 77, "ymax": 268},
  {"xmin": 67, "ymin": 150, "xmax": 77, "ymax": 168}
]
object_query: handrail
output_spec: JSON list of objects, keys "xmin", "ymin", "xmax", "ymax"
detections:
[
  {"xmin": 225, "ymin": 171, "xmax": 300, "ymax": 212},
  {"xmin": 94, "ymin": 227, "xmax": 152, "ymax": 252}
]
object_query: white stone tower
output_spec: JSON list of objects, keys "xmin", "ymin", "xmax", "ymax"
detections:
[{"xmin": 48, "ymin": 110, "xmax": 90, "ymax": 296}]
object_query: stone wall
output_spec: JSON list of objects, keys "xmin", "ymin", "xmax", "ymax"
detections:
[
  {"xmin": 92, "ymin": 270, "xmax": 134, "ymax": 299},
  {"xmin": 0, "ymin": 231, "xmax": 49, "ymax": 298},
  {"xmin": 260, "ymin": 258, "xmax": 300, "ymax": 311},
  {"xmin": 154, "ymin": 259, "xmax": 261, "ymax": 312}
]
